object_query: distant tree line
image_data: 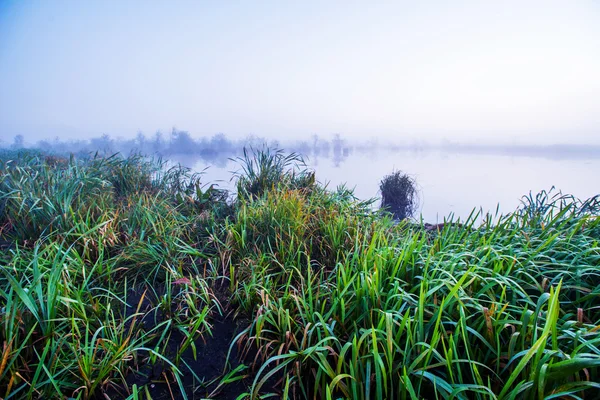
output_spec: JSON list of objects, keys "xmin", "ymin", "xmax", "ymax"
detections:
[{"xmin": 2, "ymin": 129, "xmax": 354, "ymax": 166}]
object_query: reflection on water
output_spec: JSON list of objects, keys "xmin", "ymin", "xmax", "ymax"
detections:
[{"xmin": 180, "ymin": 148, "xmax": 599, "ymax": 223}]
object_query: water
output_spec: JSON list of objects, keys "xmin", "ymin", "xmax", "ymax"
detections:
[{"xmin": 186, "ymin": 149, "xmax": 599, "ymax": 223}]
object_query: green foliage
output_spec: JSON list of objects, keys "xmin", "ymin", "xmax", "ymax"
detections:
[
  {"xmin": 1, "ymin": 147, "xmax": 599, "ymax": 399},
  {"xmin": 224, "ymin": 180, "xmax": 600, "ymax": 399},
  {"xmin": 518, "ymin": 186, "xmax": 600, "ymax": 228},
  {"xmin": 0, "ymin": 150, "xmax": 226, "ymax": 399},
  {"xmin": 233, "ymin": 147, "xmax": 316, "ymax": 200}
]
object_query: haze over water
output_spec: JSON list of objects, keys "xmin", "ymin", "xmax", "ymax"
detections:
[
  {"xmin": 2, "ymin": 1, "xmax": 600, "ymax": 143},
  {"xmin": 1, "ymin": 1, "xmax": 598, "ymax": 217},
  {"xmin": 189, "ymin": 147, "xmax": 599, "ymax": 223}
]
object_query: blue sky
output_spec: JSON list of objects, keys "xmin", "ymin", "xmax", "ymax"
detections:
[{"xmin": 1, "ymin": 0, "xmax": 599, "ymax": 144}]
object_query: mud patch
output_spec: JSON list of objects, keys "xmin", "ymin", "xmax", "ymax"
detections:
[{"xmin": 103, "ymin": 282, "xmax": 260, "ymax": 400}]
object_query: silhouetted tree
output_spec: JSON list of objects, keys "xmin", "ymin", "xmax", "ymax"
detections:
[
  {"xmin": 152, "ymin": 131, "xmax": 164, "ymax": 153},
  {"xmin": 169, "ymin": 128, "xmax": 197, "ymax": 154},
  {"xmin": 135, "ymin": 131, "xmax": 146, "ymax": 152},
  {"xmin": 209, "ymin": 133, "xmax": 230, "ymax": 152},
  {"xmin": 12, "ymin": 135, "xmax": 24, "ymax": 149},
  {"xmin": 90, "ymin": 134, "xmax": 114, "ymax": 154},
  {"xmin": 332, "ymin": 133, "xmax": 349, "ymax": 167}
]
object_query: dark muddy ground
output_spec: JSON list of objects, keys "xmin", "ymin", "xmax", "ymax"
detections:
[
  {"xmin": 103, "ymin": 283, "xmax": 273, "ymax": 400},
  {"xmin": 137, "ymin": 314, "xmax": 252, "ymax": 399}
]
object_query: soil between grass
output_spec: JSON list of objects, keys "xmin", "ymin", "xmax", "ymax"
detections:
[{"xmin": 102, "ymin": 282, "xmax": 274, "ymax": 400}]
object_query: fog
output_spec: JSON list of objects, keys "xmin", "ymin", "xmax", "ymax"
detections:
[
  {"xmin": 1, "ymin": 1, "xmax": 599, "ymax": 221},
  {"xmin": 4, "ymin": 131, "xmax": 600, "ymax": 165},
  {"xmin": 1, "ymin": 1, "xmax": 599, "ymax": 145},
  {"xmin": 2, "ymin": 4, "xmax": 600, "ymax": 396}
]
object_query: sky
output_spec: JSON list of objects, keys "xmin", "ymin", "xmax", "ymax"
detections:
[{"xmin": 0, "ymin": 0, "xmax": 599, "ymax": 145}]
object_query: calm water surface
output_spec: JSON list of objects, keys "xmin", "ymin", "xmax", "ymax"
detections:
[{"xmin": 190, "ymin": 150, "xmax": 598, "ymax": 223}]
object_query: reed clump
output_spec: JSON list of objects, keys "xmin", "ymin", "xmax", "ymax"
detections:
[
  {"xmin": 1, "ymin": 147, "xmax": 599, "ymax": 399},
  {"xmin": 0, "ymin": 150, "xmax": 228, "ymax": 399},
  {"xmin": 379, "ymin": 169, "xmax": 418, "ymax": 220}
]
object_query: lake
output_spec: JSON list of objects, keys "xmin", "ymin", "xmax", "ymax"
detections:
[{"xmin": 184, "ymin": 148, "xmax": 599, "ymax": 223}]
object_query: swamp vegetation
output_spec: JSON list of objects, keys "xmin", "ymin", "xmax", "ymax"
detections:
[{"xmin": 0, "ymin": 148, "xmax": 599, "ymax": 399}]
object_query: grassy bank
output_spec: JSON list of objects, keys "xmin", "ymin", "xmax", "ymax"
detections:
[{"xmin": 1, "ymin": 148, "xmax": 599, "ymax": 399}]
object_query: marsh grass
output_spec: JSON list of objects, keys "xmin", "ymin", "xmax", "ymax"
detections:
[
  {"xmin": 232, "ymin": 147, "xmax": 316, "ymax": 201},
  {"xmin": 223, "ymin": 153, "xmax": 600, "ymax": 399},
  {"xmin": 1, "ymin": 148, "xmax": 599, "ymax": 399},
  {"xmin": 379, "ymin": 170, "xmax": 418, "ymax": 220},
  {"xmin": 0, "ymin": 150, "xmax": 228, "ymax": 399}
]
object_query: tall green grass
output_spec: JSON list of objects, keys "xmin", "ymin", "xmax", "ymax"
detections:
[
  {"xmin": 1, "ymin": 148, "xmax": 599, "ymax": 399},
  {"xmin": 222, "ymin": 152, "xmax": 600, "ymax": 399},
  {"xmin": 0, "ymin": 150, "xmax": 226, "ymax": 399}
]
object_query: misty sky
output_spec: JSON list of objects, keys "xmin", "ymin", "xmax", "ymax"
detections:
[{"xmin": 1, "ymin": 1, "xmax": 599, "ymax": 145}]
